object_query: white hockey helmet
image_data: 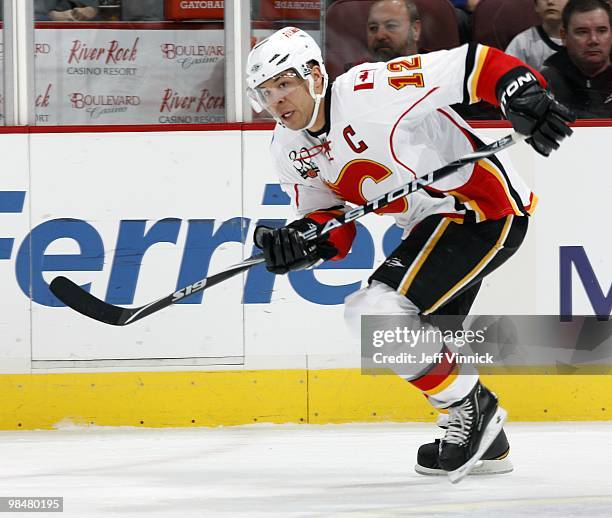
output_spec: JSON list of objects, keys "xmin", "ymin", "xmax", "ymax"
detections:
[{"xmin": 246, "ymin": 27, "xmax": 328, "ymax": 129}]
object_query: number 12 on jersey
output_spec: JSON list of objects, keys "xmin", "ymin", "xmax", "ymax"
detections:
[{"xmin": 387, "ymin": 56, "xmax": 424, "ymax": 89}]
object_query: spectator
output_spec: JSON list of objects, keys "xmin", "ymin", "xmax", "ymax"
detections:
[
  {"xmin": 35, "ymin": 0, "xmax": 98, "ymax": 21},
  {"xmin": 367, "ymin": 0, "xmax": 421, "ymax": 61},
  {"xmin": 506, "ymin": 0, "xmax": 567, "ymax": 70},
  {"xmin": 121, "ymin": 0, "xmax": 163, "ymax": 21},
  {"xmin": 365, "ymin": 0, "xmax": 498, "ymax": 118},
  {"xmin": 542, "ymin": 0, "xmax": 612, "ymax": 118}
]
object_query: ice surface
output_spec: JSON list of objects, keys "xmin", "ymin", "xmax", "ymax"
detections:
[{"xmin": 0, "ymin": 422, "xmax": 610, "ymax": 517}]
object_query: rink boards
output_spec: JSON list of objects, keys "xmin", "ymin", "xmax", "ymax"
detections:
[{"xmin": 0, "ymin": 123, "xmax": 610, "ymax": 429}]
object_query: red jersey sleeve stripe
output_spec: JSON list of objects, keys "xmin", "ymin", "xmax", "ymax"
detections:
[{"xmin": 473, "ymin": 46, "xmax": 547, "ymax": 106}]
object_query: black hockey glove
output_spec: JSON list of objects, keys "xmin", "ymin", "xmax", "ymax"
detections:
[
  {"xmin": 498, "ymin": 68, "xmax": 575, "ymax": 157},
  {"xmin": 254, "ymin": 218, "xmax": 338, "ymax": 275}
]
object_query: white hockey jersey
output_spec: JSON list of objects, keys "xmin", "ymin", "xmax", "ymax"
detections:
[{"xmin": 270, "ymin": 44, "xmax": 538, "ymax": 237}]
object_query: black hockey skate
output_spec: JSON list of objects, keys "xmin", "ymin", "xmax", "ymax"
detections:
[
  {"xmin": 437, "ymin": 382, "xmax": 507, "ymax": 483},
  {"xmin": 415, "ymin": 428, "xmax": 513, "ymax": 476}
]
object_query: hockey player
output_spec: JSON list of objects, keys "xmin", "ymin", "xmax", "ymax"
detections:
[{"xmin": 246, "ymin": 27, "xmax": 573, "ymax": 481}]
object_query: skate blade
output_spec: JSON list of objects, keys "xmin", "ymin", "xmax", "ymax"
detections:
[
  {"xmin": 415, "ymin": 457, "xmax": 513, "ymax": 476},
  {"xmin": 447, "ymin": 406, "xmax": 508, "ymax": 484}
]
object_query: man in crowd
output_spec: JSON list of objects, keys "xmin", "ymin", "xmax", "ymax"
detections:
[
  {"xmin": 366, "ymin": 0, "xmax": 421, "ymax": 61},
  {"xmin": 542, "ymin": 0, "xmax": 612, "ymax": 117},
  {"xmin": 331, "ymin": 0, "xmax": 420, "ymax": 82},
  {"xmin": 368, "ymin": 1, "xmax": 500, "ymax": 119},
  {"xmin": 506, "ymin": 0, "xmax": 568, "ymax": 70}
]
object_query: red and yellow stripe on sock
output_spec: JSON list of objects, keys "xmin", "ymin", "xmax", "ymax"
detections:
[{"xmin": 408, "ymin": 345, "xmax": 459, "ymax": 396}]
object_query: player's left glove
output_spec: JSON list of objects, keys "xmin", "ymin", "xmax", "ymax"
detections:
[
  {"xmin": 497, "ymin": 68, "xmax": 575, "ymax": 157},
  {"xmin": 254, "ymin": 218, "xmax": 338, "ymax": 275}
]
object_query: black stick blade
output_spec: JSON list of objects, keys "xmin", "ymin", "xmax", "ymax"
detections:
[
  {"xmin": 50, "ymin": 276, "xmax": 131, "ymax": 326},
  {"xmin": 47, "ymin": 255, "xmax": 262, "ymax": 326}
]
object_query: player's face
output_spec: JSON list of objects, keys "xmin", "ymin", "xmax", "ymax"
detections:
[
  {"xmin": 255, "ymin": 70, "xmax": 315, "ymax": 130},
  {"xmin": 562, "ymin": 9, "xmax": 612, "ymax": 74},
  {"xmin": 367, "ymin": 0, "xmax": 420, "ymax": 61},
  {"xmin": 535, "ymin": 0, "xmax": 568, "ymax": 24}
]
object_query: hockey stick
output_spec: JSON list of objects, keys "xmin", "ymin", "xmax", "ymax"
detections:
[{"xmin": 50, "ymin": 131, "xmax": 524, "ymax": 326}]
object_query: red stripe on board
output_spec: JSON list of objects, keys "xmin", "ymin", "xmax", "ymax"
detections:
[
  {"xmin": 2, "ymin": 123, "xmax": 276, "ymax": 134},
  {"xmin": 242, "ymin": 122, "xmax": 276, "ymax": 131},
  {"xmin": 468, "ymin": 119, "xmax": 612, "ymax": 128},
  {"xmin": 0, "ymin": 120, "xmax": 609, "ymax": 135},
  {"xmin": 568, "ymin": 118, "xmax": 612, "ymax": 127},
  {"xmin": 26, "ymin": 123, "xmax": 243, "ymax": 134},
  {"xmin": 0, "ymin": 126, "xmax": 30, "ymax": 134},
  {"xmin": 467, "ymin": 120, "xmax": 511, "ymax": 128}
]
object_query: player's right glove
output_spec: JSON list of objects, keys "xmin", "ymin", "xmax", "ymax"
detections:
[
  {"xmin": 497, "ymin": 68, "xmax": 575, "ymax": 157},
  {"xmin": 254, "ymin": 219, "xmax": 338, "ymax": 275}
]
